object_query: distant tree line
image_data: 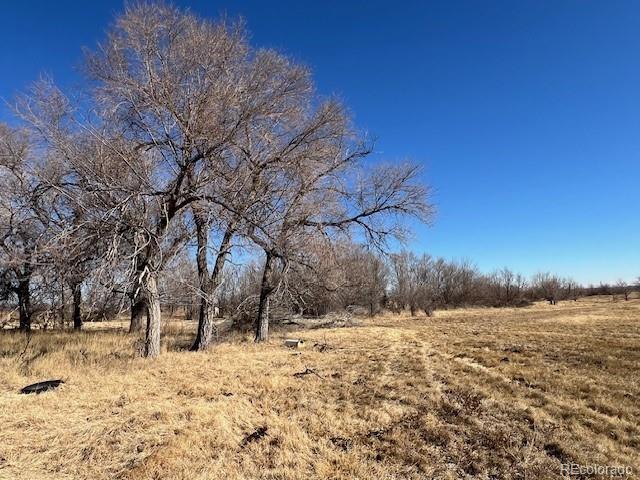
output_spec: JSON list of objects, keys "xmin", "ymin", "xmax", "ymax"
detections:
[{"xmin": 154, "ymin": 250, "xmax": 639, "ymax": 321}]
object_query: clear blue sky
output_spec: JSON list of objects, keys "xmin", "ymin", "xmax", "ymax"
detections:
[{"xmin": 1, "ymin": 1, "xmax": 638, "ymax": 284}]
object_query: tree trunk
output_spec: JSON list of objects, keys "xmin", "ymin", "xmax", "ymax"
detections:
[
  {"xmin": 18, "ymin": 281, "xmax": 31, "ymax": 332},
  {"xmin": 255, "ymin": 252, "xmax": 275, "ymax": 343},
  {"xmin": 191, "ymin": 219, "xmax": 234, "ymax": 351},
  {"xmin": 143, "ymin": 274, "xmax": 162, "ymax": 358},
  {"xmin": 16, "ymin": 266, "xmax": 31, "ymax": 332},
  {"xmin": 191, "ymin": 297, "xmax": 218, "ymax": 351},
  {"xmin": 60, "ymin": 277, "xmax": 66, "ymax": 326},
  {"xmin": 129, "ymin": 253, "xmax": 149, "ymax": 333},
  {"xmin": 255, "ymin": 295, "xmax": 270, "ymax": 342},
  {"xmin": 409, "ymin": 304, "xmax": 416, "ymax": 316},
  {"xmin": 129, "ymin": 299, "xmax": 147, "ymax": 333},
  {"xmin": 72, "ymin": 282, "xmax": 82, "ymax": 331}
]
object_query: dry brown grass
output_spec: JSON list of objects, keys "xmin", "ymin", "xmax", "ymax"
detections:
[{"xmin": 1, "ymin": 297, "xmax": 639, "ymax": 479}]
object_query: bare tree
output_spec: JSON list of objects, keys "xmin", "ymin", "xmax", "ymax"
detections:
[
  {"xmin": 616, "ymin": 279, "xmax": 631, "ymax": 301},
  {"xmin": 389, "ymin": 251, "xmax": 415, "ymax": 314},
  {"xmin": 389, "ymin": 251, "xmax": 437, "ymax": 315},
  {"xmin": 0, "ymin": 124, "xmax": 47, "ymax": 331},
  {"xmin": 531, "ymin": 272, "xmax": 563, "ymax": 304},
  {"xmin": 12, "ymin": 4, "xmax": 434, "ymax": 351},
  {"xmin": 245, "ymin": 152, "xmax": 432, "ymax": 341},
  {"xmin": 189, "ymin": 205, "xmax": 237, "ymax": 350},
  {"xmin": 155, "ymin": 249, "xmax": 198, "ymax": 318},
  {"xmin": 564, "ymin": 278, "xmax": 581, "ymax": 302},
  {"xmin": 338, "ymin": 247, "xmax": 389, "ymax": 317},
  {"xmin": 17, "ymin": 5, "xmax": 271, "ymax": 356}
]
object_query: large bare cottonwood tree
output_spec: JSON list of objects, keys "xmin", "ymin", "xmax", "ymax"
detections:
[{"xmin": 12, "ymin": 4, "xmax": 433, "ymax": 354}]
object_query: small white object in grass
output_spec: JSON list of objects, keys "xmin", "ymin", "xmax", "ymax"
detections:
[{"xmin": 284, "ymin": 339, "xmax": 305, "ymax": 349}]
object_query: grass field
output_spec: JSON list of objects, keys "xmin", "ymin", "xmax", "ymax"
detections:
[{"xmin": 0, "ymin": 297, "xmax": 638, "ymax": 479}]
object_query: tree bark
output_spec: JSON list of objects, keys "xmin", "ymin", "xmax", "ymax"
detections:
[
  {"xmin": 18, "ymin": 281, "xmax": 31, "ymax": 332},
  {"xmin": 60, "ymin": 277, "xmax": 66, "ymax": 326},
  {"xmin": 191, "ymin": 298, "xmax": 218, "ymax": 351},
  {"xmin": 191, "ymin": 218, "xmax": 234, "ymax": 351},
  {"xmin": 72, "ymin": 281, "xmax": 82, "ymax": 331},
  {"xmin": 143, "ymin": 274, "xmax": 162, "ymax": 358},
  {"xmin": 255, "ymin": 252, "xmax": 275, "ymax": 343},
  {"xmin": 17, "ymin": 275, "xmax": 31, "ymax": 332},
  {"xmin": 191, "ymin": 210, "xmax": 212, "ymax": 350},
  {"xmin": 255, "ymin": 295, "xmax": 270, "ymax": 342},
  {"xmin": 129, "ymin": 257, "xmax": 148, "ymax": 333},
  {"xmin": 129, "ymin": 298, "xmax": 147, "ymax": 333},
  {"xmin": 185, "ymin": 303, "xmax": 194, "ymax": 321}
]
